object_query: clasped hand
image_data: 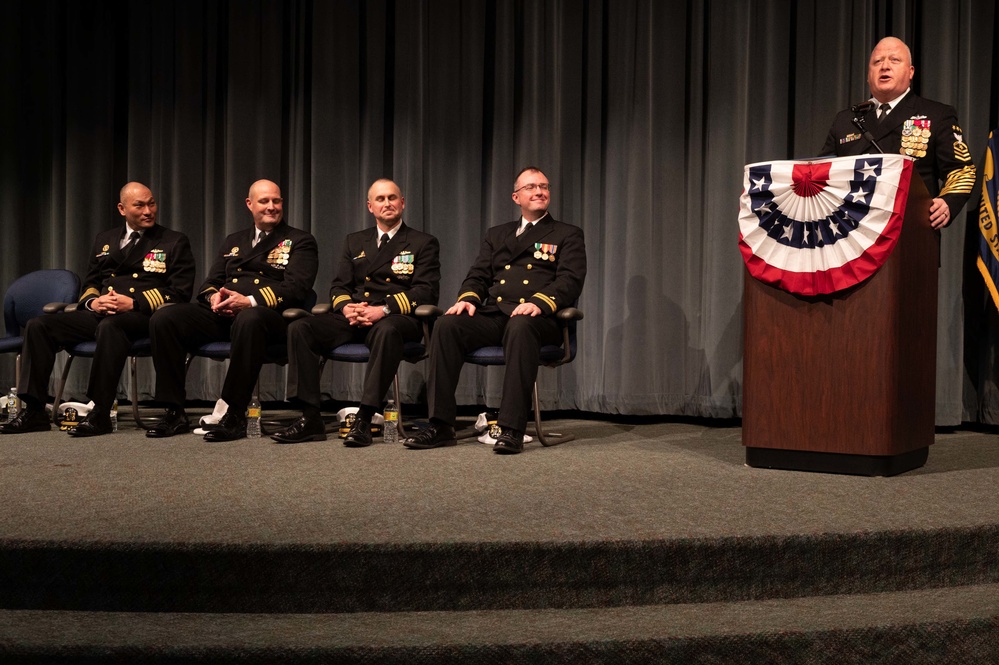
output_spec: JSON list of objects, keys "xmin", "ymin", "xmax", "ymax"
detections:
[
  {"xmin": 211, "ymin": 287, "xmax": 252, "ymax": 316},
  {"xmin": 343, "ymin": 302, "xmax": 386, "ymax": 327},
  {"xmin": 92, "ymin": 289, "xmax": 134, "ymax": 315}
]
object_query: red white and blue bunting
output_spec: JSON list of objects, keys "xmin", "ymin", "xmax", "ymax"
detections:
[{"xmin": 738, "ymin": 154, "xmax": 914, "ymax": 296}]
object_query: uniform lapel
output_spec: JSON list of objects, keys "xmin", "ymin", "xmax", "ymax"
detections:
[
  {"xmin": 369, "ymin": 223, "xmax": 406, "ymax": 272},
  {"xmin": 113, "ymin": 225, "xmax": 159, "ymax": 269},
  {"xmin": 872, "ymin": 92, "xmax": 915, "ymax": 141},
  {"xmin": 248, "ymin": 222, "xmax": 284, "ymax": 260},
  {"xmin": 507, "ymin": 214, "xmax": 552, "ymax": 257}
]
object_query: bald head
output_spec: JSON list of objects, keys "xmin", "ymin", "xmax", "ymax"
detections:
[
  {"xmin": 246, "ymin": 179, "xmax": 284, "ymax": 232},
  {"xmin": 117, "ymin": 182, "xmax": 157, "ymax": 231},
  {"xmin": 366, "ymin": 179, "xmax": 405, "ymax": 231},
  {"xmin": 868, "ymin": 37, "xmax": 914, "ymax": 103}
]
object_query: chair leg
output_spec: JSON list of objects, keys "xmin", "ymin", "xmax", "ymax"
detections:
[
  {"xmin": 52, "ymin": 355, "xmax": 75, "ymax": 423},
  {"xmin": 532, "ymin": 381, "xmax": 574, "ymax": 447},
  {"xmin": 130, "ymin": 355, "xmax": 143, "ymax": 428}
]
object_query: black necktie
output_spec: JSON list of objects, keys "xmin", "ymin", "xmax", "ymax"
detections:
[
  {"xmin": 254, "ymin": 230, "xmax": 267, "ymax": 247},
  {"xmin": 380, "ymin": 233, "xmax": 390, "ymax": 247},
  {"xmin": 878, "ymin": 103, "xmax": 891, "ymax": 119},
  {"xmin": 122, "ymin": 231, "xmax": 140, "ymax": 257}
]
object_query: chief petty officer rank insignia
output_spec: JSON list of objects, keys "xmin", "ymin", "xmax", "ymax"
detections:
[
  {"xmin": 901, "ymin": 118, "xmax": 931, "ymax": 159},
  {"xmin": 391, "ymin": 252, "xmax": 414, "ymax": 275},
  {"xmin": 534, "ymin": 243, "xmax": 558, "ymax": 262}
]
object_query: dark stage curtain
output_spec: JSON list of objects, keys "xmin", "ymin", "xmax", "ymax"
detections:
[{"xmin": 2, "ymin": 0, "xmax": 998, "ymax": 424}]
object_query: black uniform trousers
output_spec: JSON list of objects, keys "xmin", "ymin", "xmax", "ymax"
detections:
[
  {"xmin": 18, "ymin": 309, "xmax": 150, "ymax": 412},
  {"xmin": 286, "ymin": 312, "xmax": 422, "ymax": 409},
  {"xmin": 427, "ymin": 311, "xmax": 561, "ymax": 432},
  {"xmin": 149, "ymin": 303, "xmax": 287, "ymax": 413}
]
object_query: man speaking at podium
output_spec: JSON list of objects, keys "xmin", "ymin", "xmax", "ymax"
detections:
[{"xmin": 821, "ymin": 36, "xmax": 976, "ymax": 229}]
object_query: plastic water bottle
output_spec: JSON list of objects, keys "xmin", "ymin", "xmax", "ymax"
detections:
[
  {"xmin": 6, "ymin": 387, "xmax": 18, "ymax": 422},
  {"xmin": 110, "ymin": 399, "xmax": 118, "ymax": 432},
  {"xmin": 383, "ymin": 400, "xmax": 399, "ymax": 443},
  {"xmin": 246, "ymin": 397, "xmax": 262, "ymax": 438}
]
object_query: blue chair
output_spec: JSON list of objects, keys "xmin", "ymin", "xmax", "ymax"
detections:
[
  {"xmin": 310, "ymin": 303, "xmax": 436, "ymax": 438},
  {"xmin": 0, "ymin": 269, "xmax": 80, "ymax": 383},
  {"xmin": 434, "ymin": 305, "xmax": 584, "ymax": 446}
]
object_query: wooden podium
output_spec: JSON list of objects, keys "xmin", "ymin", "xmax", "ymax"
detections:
[{"xmin": 742, "ymin": 173, "xmax": 937, "ymax": 476}]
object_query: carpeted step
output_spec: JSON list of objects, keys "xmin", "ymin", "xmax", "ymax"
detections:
[
  {"xmin": 2, "ymin": 584, "xmax": 999, "ymax": 663},
  {"xmin": 2, "ymin": 525, "xmax": 999, "ymax": 613}
]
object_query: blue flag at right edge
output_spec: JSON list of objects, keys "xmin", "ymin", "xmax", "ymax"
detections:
[{"xmin": 978, "ymin": 129, "xmax": 999, "ymax": 311}]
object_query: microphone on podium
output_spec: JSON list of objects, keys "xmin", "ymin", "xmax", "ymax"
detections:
[{"xmin": 850, "ymin": 100, "xmax": 883, "ymax": 154}]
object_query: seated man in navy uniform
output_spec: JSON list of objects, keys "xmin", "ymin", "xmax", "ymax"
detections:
[
  {"xmin": 403, "ymin": 166, "xmax": 586, "ymax": 454},
  {"xmin": 821, "ymin": 36, "xmax": 976, "ymax": 228},
  {"xmin": 0, "ymin": 182, "xmax": 196, "ymax": 436},
  {"xmin": 146, "ymin": 179, "xmax": 318, "ymax": 441},
  {"xmin": 270, "ymin": 178, "xmax": 440, "ymax": 445}
]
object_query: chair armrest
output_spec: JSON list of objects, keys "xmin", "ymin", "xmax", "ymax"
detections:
[
  {"xmin": 414, "ymin": 305, "xmax": 441, "ymax": 347},
  {"xmin": 311, "ymin": 303, "xmax": 332, "ymax": 316},
  {"xmin": 44, "ymin": 302, "xmax": 75, "ymax": 314},
  {"xmin": 415, "ymin": 305, "xmax": 443, "ymax": 319},
  {"xmin": 557, "ymin": 307, "xmax": 583, "ymax": 322},
  {"xmin": 283, "ymin": 307, "xmax": 312, "ymax": 321}
]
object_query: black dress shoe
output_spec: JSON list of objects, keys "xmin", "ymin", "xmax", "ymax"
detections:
[
  {"xmin": 0, "ymin": 408, "xmax": 52, "ymax": 434},
  {"xmin": 203, "ymin": 412, "xmax": 247, "ymax": 442},
  {"xmin": 146, "ymin": 408, "xmax": 191, "ymax": 438},
  {"xmin": 68, "ymin": 410, "xmax": 113, "ymax": 438},
  {"xmin": 271, "ymin": 414, "xmax": 327, "ymax": 444},
  {"xmin": 493, "ymin": 427, "xmax": 525, "ymax": 454},
  {"xmin": 342, "ymin": 418, "xmax": 372, "ymax": 447},
  {"xmin": 403, "ymin": 422, "xmax": 457, "ymax": 449}
]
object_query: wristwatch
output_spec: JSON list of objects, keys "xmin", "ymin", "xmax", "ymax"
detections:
[{"xmin": 382, "ymin": 305, "xmax": 391, "ymax": 316}]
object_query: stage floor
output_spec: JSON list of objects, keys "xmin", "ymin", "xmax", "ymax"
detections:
[{"xmin": 2, "ymin": 415, "xmax": 998, "ymax": 547}]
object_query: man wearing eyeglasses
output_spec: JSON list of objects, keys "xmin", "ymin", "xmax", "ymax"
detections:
[{"xmin": 403, "ymin": 166, "xmax": 586, "ymax": 454}]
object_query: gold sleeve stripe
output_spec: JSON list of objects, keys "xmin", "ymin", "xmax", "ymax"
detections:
[
  {"xmin": 534, "ymin": 293, "xmax": 557, "ymax": 312},
  {"xmin": 955, "ymin": 143, "xmax": 973, "ymax": 162},
  {"xmin": 391, "ymin": 292, "xmax": 411, "ymax": 315},
  {"xmin": 142, "ymin": 289, "xmax": 165, "ymax": 310},
  {"xmin": 260, "ymin": 287, "xmax": 278, "ymax": 308},
  {"xmin": 201, "ymin": 286, "xmax": 219, "ymax": 296},
  {"xmin": 80, "ymin": 288, "xmax": 100, "ymax": 302},
  {"xmin": 940, "ymin": 165, "xmax": 978, "ymax": 197},
  {"xmin": 458, "ymin": 291, "xmax": 481, "ymax": 302},
  {"xmin": 332, "ymin": 294, "xmax": 352, "ymax": 308}
]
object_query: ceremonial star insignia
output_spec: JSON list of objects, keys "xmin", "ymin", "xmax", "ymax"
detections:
[
  {"xmin": 802, "ymin": 228, "xmax": 810, "ymax": 245},
  {"xmin": 751, "ymin": 176, "xmax": 767, "ymax": 192},
  {"xmin": 828, "ymin": 221, "xmax": 841, "ymax": 237},
  {"xmin": 858, "ymin": 161, "xmax": 879, "ymax": 180},
  {"xmin": 846, "ymin": 183, "xmax": 870, "ymax": 204},
  {"xmin": 781, "ymin": 224, "xmax": 793, "ymax": 241},
  {"xmin": 755, "ymin": 202, "xmax": 774, "ymax": 215}
]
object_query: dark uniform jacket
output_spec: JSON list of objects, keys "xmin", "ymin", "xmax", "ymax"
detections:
[
  {"xmin": 330, "ymin": 222, "xmax": 440, "ymax": 315},
  {"xmin": 198, "ymin": 221, "xmax": 319, "ymax": 312},
  {"xmin": 79, "ymin": 224, "xmax": 196, "ymax": 313},
  {"xmin": 821, "ymin": 91, "xmax": 977, "ymax": 218},
  {"xmin": 457, "ymin": 214, "xmax": 586, "ymax": 316}
]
